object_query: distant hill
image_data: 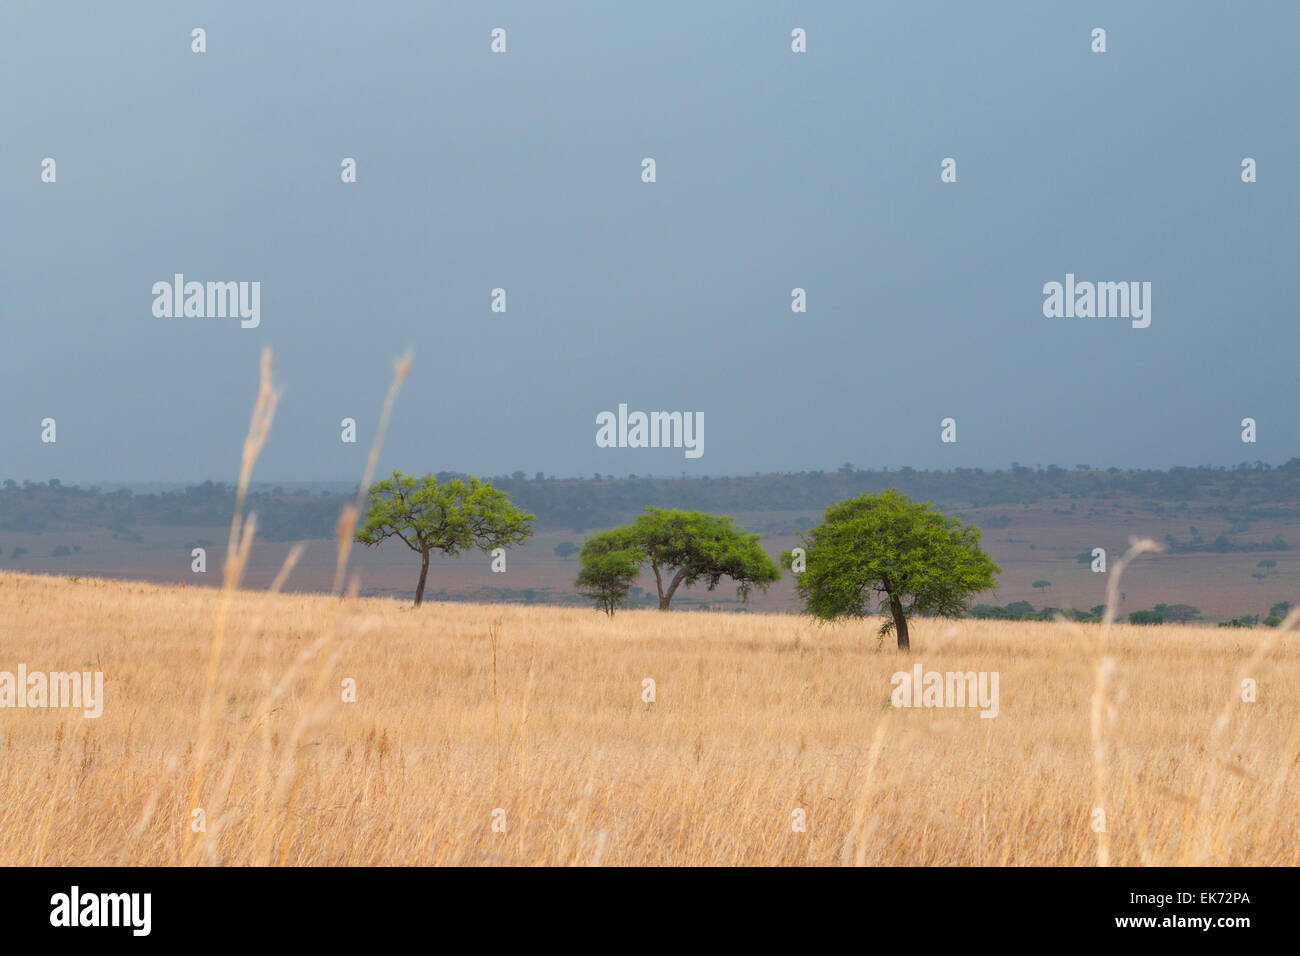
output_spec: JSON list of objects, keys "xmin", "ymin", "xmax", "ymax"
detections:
[{"xmin": 5, "ymin": 460, "xmax": 1300, "ymax": 538}]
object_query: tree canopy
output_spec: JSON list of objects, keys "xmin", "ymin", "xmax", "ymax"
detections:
[
  {"xmin": 356, "ymin": 470, "xmax": 534, "ymax": 605},
  {"xmin": 574, "ymin": 528, "xmax": 642, "ymax": 616},
  {"xmin": 576, "ymin": 507, "xmax": 781, "ymax": 612},
  {"xmin": 783, "ymin": 489, "xmax": 999, "ymax": 650}
]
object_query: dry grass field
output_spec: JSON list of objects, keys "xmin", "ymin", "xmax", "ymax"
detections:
[
  {"xmin": 0, "ymin": 569, "xmax": 1296, "ymax": 866},
  {"xmin": 3, "ymin": 352, "xmax": 1288, "ymax": 867}
]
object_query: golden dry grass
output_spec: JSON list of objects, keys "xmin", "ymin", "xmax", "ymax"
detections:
[{"xmin": 0, "ymin": 569, "xmax": 1295, "ymax": 866}]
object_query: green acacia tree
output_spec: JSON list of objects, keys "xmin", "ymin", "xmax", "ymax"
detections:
[
  {"xmin": 783, "ymin": 489, "xmax": 999, "ymax": 651},
  {"xmin": 356, "ymin": 470, "xmax": 534, "ymax": 606},
  {"xmin": 574, "ymin": 528, "xmax": 641, "ymax": 616},
  {"xmin": 577, "ymin": 507, "xmax": 780, "ymax": 611}
]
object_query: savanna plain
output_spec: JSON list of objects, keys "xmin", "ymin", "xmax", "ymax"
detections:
[{"xmin": 1, "ymin": 569, "xmax": 1295, "ymax": 866}]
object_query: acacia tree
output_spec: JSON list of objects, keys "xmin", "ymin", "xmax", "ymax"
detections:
[
  {"xmin": 783, "ymin": 489, "xmax": 999, "ymax": 651},
  {"xmin": 574, "ymin": 528, "xmax": 641, "ymax": 616},
  {"xmin": 356, "ymin": 470, "xmax": 534, "ymax": 606},
  {"xmin": 578, "ymin": 507, "xmax": 780, "ymax": 611}
]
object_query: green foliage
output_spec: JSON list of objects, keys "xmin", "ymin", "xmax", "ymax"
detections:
[
  {"xmin": 1258, "ymin": 601, "xmax": 1292, "ymax": 628},
  {"xmin": 576, "ymin": 507, "xmax": 780, "ymax": 613},
  {"xmin": 970, "ymin": 601, "xmax": 1094, "ymax": 622},
  {"xmin": 356, "ymin": 470, "xmax": 534, "ymax": 605},
  {"xmin": 1128, "ymin": 609, "xmax": 1164, "ymax": 625},
  {"xmin": 1152, "ymin": 603, "xmax": 1201, "ymax": 623},
  {"xmin": 1218, "ymin": 616, "xmax": 1259, "ymax": 629},
  {"xmin": 782, "ymin": 489, "xmax": 999, "ymax": 650},
  {"xmin": 574, "ymin": 529, "xmax": 642, "ymax": 616},
  {"xmin": 1032, "ymin": 580, "xmax": 1051, "ymax": 591},
  {"xmin": 971, "ymin": 603, "xmax": 1018, "ymax": 620},
  {"xmin": 553, "ymin": 541, "xmax": 580, "ymax": 560}
]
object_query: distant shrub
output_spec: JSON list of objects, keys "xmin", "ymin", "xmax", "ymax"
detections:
[
  {"xmin": 1153, "ymin": 603, "xmax": 1200, "ymax": 623},
  {"xmin": 1218, "ymin": 616, "xmax": 1259, "ymax": 629},
  {"xmin": 1128, "ymin": 609, "xmax": 1164, "ymax": 625},
  {"xmin": 968, "ymin": 601, "xmax": 1093, "ymax": 623}
]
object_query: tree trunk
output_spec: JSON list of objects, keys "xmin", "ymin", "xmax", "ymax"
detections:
[
  {"xmin": 414, "ymin": 550, "xmax": 431, "ymax": 606},
  {"xmin": 659, "ymin": 568, "xmax": 689, "ymax": 610},
  {"xmin": 889, "ymin": 594, "xmax": 910, "ymax": 651}
]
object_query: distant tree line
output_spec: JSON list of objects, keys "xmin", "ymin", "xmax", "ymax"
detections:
[
  {"xmin": 970, "ymin": 599, "xmax": 1293, "ymax": 628},
  {"xmin": 7, "ymin": 458, "xmax": 1300, "ymax": 538}
]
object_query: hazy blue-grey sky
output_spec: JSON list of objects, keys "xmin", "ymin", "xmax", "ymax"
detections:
[{"xmin": 3, "ymin": 2, "xmax": 1298, "ymax": 483}]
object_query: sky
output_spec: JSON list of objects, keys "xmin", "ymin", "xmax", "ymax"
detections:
[{"xmin": 3, "ymin": 1, "xmax": 1298, "ymax": 484}]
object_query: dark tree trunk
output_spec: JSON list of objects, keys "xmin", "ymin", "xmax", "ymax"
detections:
[
  {"xmin": 658, "ymin": 568, "xmax": 689, "ymax": 610},
  {"xmin": 889, "ymin": 594, "xmax": 910, "ymax": 651},
  {"xmin": 414, "ymin": 550, "xmax": 431, "ymax": 606}
]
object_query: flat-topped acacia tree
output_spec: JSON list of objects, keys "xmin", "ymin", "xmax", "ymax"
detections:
[
  {"xmin": 577, "ymin": 507, "xmax": 780, "ymax": 611},
  {"xmin": 783, "ymin": 489, "xmax": 999, "ymax": 651},
  {"xmin": 356, "ymin": 470, "xmax": 534, "ymax": 606}
]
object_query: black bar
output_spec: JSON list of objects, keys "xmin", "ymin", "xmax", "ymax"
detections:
[{"xmin": 0, "ymin": 866, "xmax": 1279, "ymax": 943}]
